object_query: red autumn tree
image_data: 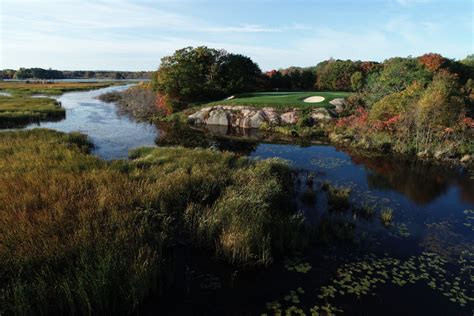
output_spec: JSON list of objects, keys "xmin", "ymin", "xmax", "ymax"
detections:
[{"xmin": 418, "ymin": 53, "xmax": 448, "ymax": 72}]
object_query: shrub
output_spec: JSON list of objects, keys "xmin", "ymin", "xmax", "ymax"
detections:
[
  {"xmin": 369, "ymin": 82, "xmax": 424, "ymax": 121},
  {"xmin": 97, "ymin": 91, "xmax": 122, "ymax": 103}
]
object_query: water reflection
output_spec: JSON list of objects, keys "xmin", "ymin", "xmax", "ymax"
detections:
[
  {"xmin": 157, "ymin": 123, "xmax": 474, "ymax": 207},
  {"xmin": 155, "ymin": 123, "xmax": 258, "ymax": 156},
  {"xmin": 347, "ymin": 149, "xmax": 474, "ymax": 205}
]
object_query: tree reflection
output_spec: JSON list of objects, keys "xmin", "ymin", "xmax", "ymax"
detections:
[
  {"xmin": 346, "ymin": 149, "xmax": 474, "ymax": 205},
  {"xmin": 155, "ymin": 122, "xmax": 258, "ymax": 156}
]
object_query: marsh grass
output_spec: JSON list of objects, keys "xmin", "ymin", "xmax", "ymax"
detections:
[
  {"xmin": 0, "ymin": 81, "xmax": 121, "ymax": 97},
  {"xmin": 0, "ymin": 81, "xmax": 125, "ymax": 128},
  {"xmin": 352, "ymin": 203, "xmax": 376, "ymax": 220},
  {"xmin": 0, "ymin": 129, "xmax": 307, "ymax": 314},
  {"xmin": 380, "ymin": 208, "xmax": 394, "ymax": 227},
  {"xmin": 327, "ymin": 185, "xmax": 352, "ymax": 211},
  {"xmin": 0, "ymin": 96, "xmax": 65, "ymax": 128}
]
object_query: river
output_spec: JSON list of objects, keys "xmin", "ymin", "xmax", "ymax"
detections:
[{"xmin": 15, "ymin": 85, "xmax": 474, "ymax": 315}]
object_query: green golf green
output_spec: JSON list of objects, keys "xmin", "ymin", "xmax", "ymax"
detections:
[{"xmin": 203, "ymin": 91, "xmax": 349, "ymax": 109}]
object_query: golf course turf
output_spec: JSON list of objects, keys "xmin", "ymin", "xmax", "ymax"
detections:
[{"xmin": 203, "ymin": 91, "xmax": 349, "ymax": 109}]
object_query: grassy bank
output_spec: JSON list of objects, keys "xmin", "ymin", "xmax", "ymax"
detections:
[
  {"xmin": 0, "ymin": 129, "xmax": 307, "ymax": 315},
  {"xmin": 0, "ymin": 81, "xmax": 126, "ymax": 128},
  {"xmin": 0, "ymin": 96, "xmax": 65, "ymax": 128},
  {"xmin": 0, "ymin": 81, "xmax": 123, "ymax": 97},
  {"xmin": 202, "ymin": 91, "xmax": 349, "ymax": 109}
]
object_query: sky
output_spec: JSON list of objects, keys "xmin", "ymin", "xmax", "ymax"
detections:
[{"xmin": 0, "ymin": 0, "xmax": 472, "ymax": 71}]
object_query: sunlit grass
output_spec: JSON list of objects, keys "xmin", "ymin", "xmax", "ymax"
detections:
[
  {"xmin": 0, "ymin": 129, "xmax": 307, "ymax": 314},
  {"xmin": 0, "ymin": 96, "xmax": 65, "ymax": 128},
  {"xmin": 0, "ymin": 81, "xmax": 122, "ymax": 96}
]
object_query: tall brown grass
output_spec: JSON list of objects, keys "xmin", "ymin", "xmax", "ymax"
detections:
[{"xmin": 0, "ymin": 129, "xmax": 307, "ymax": 315}]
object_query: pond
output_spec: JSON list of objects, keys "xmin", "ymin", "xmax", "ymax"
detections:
[{"xmin": 11, "ymin": 86, "xmax": 474, "ymax": 315}]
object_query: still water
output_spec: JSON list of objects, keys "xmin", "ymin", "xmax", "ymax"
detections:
[
  {"xmin": 16, "ymin": 86, "xmax": 474, "ymax": 315},
  {"xmin": 25, "ymin": 85, "xmax": 158, "ymax": 159}
]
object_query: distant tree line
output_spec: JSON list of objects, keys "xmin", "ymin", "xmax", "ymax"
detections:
[
  {"xmin": 150, "ymin": 46, "xmax": 474, "ymax": 115},
  {"xmin": 0, "ymin": 68, "xmax": 152, "ymax": 80}
]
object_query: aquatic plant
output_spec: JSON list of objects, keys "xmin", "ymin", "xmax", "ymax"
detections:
[
  {"xmin": 284, "ymin": 257, "xmax": 312, "ymax": 273},
  {"xmin": 327, "ymin": 185, "xmax": 352, "ymax": 211},
  {"xmin": 352, "ymin": 202, "xmax": 376, "ymax": 220},
  {"xmin": 463, "ymin": 209, "xmax": 474, "ymax": 231},
  {"xmin": 310, "ymin": 157, "xmax": 350, "ymax": 170},
  {"xmin": 320, "ymin": 180, "xmax": 331, "ymax": 191},
  {"xmin": 315, "ymin": 252, "xmax": 472, "ymax": 309},
  {"xmin": 396, "ymin": 223, "xmax": 410, "ymax": 237},
  {"xmin": 380, "ymin": 208, "xmax": 394, "ymax": 226}
]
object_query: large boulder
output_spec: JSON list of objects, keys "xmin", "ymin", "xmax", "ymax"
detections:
[
  {"xmin": 235, "ymin": 109, "xmax": 256, "ymax": 128},
  {"xmin": 311, "ymin": 108, "xmax": 332, "ymax": 121},
  {"xmin": 262, "ymin": 107, "xmax": 280, "ymax": 125},
  {"xmin": 249, "ymin": 110, "xmax": 267, "ymax": 128},
  {"xmin": 329, "ymin": 98, "xmax": 347, "ymax": 113},
  {"xmin": 205, "ymin": 108, "xmax": 229, "ymax": 126},
  {"xmin": 188, "ymin": 109, "xmax": 210, "ymax": 124},
  {"xmin": 280, "ymin": 111, "xmax": 298, "ymax": 124}
]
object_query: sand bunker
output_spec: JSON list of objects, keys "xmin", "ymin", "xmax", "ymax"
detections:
[{"xmin": 303, "ymin": 96, "xmax": 325, "ymax": 103}]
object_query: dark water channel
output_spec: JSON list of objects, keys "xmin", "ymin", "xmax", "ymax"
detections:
[{"xmin": 12, "ymin": 86, "xmax": 474, "ymax": 315}]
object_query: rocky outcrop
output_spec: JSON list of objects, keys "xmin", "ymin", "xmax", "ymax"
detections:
[
  {"xmin": 329, "ymin": 98, "xmax": 347, "ymax": 113},
  {"xmin": 310, "ymin": 108, "xmax": 332, "ymax": 121},
  {"xmin": 281, "ymin": 111, "xmax": 299, "ymax": 124},
  {"xmin": 188, "ymin": 104, "xmax": 340, "ymax": 129},
  {"xmin": 204, "ymin": 107, "xmax": 229, "ymax": 126}
]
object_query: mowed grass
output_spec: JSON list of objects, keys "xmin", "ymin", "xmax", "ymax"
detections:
[
  {"xmin": 203, "ymin": 91, "xmax": 350, "ymax": 109},
  {"xmin": 0, "ymin": 129, "xmax": 308, "ymax": 315},
  {"xmin": 0, "ymin": 81, "xmax": 122, "ymax": 97},
  {"xmin": 0, "ymin": 96, "xmax": 65, "ymax": 128}
]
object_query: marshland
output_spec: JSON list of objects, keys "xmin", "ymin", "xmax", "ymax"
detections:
[{"xmin": 1, "ymin": 1, "xmax": 473, "ymax": 315}]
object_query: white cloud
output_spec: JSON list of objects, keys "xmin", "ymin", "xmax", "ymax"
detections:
[
  {"xmin": 395, "ymin": 0, "xmax": 431, "ymax": 6},
  {"xmin": 0, "ymin": 0, "xmax": 471, "ymax": 70}
]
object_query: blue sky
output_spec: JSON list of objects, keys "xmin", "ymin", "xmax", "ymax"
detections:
[{"xmin": 1, "ymin": 0, "xmax": 472, "ymax": 71}]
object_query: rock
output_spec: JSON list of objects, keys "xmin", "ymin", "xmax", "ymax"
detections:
[
  {"xmin": 200, "ymin": 106, "xmax": 213, "ymax": 112},
  {"xmin": 262, "ymin": 107, "xmax": 280, "ymax": 125},
  {"xmin": 205, "ymin": 108, "xmax": 229, "ymax": 126},
  {"xmin": 222, "ymin": 105, "xmax": 246, "ymax": 111},
  {"xmin": 249, "ymin": 110, "xmax": 267, "ymax": 128},
  {"xmin": 460, "ymin": 154, "xmax": 471, "ymax": 163},
  {"xmin": 329, "ymin": 98, "xmax": 347, "ymax": 113},
  {"xmin": 188, "ymin": 109, "xmax": 210, "ymax": 124},
  {"xmin": 281, "ymin": 111, "xmax": 298, "ymax": 124},
  {"xmin": 235, "ymin": 109, "xmax": 256, "ymax": 128},
  {"xmin": 311, "ymin": 108, "xmax": 332, "ymax": 121},
  {"xmin": 238, "ymin": 115, "xmax": 252, "ymax": 128}
]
